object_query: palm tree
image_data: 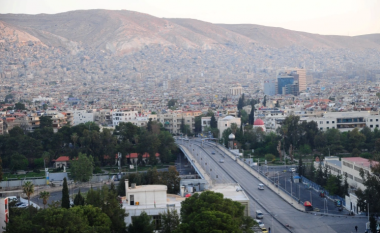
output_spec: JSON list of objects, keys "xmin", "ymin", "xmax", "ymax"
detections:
[
  {"xmin": 71, "ymin": 133, "xmax": 79, "ymax": 148},
  {"xmin": 22, "ymin": 181, "xmax": 34, "ymax": 206},
  {"xmin": 39, "ymin": 191, "xmax": 50, "ymax": 209}
]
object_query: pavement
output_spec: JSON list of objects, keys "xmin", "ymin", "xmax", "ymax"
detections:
[{"xmin": 177, "ymin": 139, "xmax": 368, "ymax": 233}]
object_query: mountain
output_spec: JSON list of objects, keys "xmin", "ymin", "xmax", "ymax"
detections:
[{"xmin": 0, "ymin": 9, "xmax": 379, "ymax": 54}]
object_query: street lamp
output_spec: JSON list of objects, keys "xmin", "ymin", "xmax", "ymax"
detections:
[{"xmin": 365, "ymin": 200, "xmax": 369, "ymax": 222}]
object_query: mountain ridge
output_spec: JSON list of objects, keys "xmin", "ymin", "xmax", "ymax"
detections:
[{"xmin": 0, "ymin": 9, "xmax": 379, "ymax": 54}]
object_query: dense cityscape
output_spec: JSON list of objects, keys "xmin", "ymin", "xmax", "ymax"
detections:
[{"xmin": 0, "ymin": 3, "xmax": 380, "ymax": 233}]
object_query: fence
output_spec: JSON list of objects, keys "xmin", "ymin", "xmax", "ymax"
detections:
[{"xmin": 301, "ymin": 175, "xmax": 346, "ymax": 206}]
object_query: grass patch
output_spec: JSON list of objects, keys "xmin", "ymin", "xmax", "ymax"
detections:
[
  {"xmin": 103, "ymin": 164, "xmax": 168, "ymax": 173},
  {"xmin": 4, "ymin": 172, "xmax": 45, "ymax": 179}
]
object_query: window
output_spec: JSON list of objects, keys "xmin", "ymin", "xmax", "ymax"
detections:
[
  {"xmin": 332, "ymin": 127, "xmax": 335, "ymax": 129},
  {"xmin": 327, "ymin": 127, "xmax": 329, "ymax": 129},
  {"xmin": 370, "ymin": 119, "xmax": 373, "ymax": 122},
  {"xmin": 370, "ymin": 125, "xmax": 373, "ymax": 128},
  {"xmin": 320, "ymin": 121, "xmax": 323, "ymax": 124},
  {"xmin": 326, "ymin": 121, "xmax": 329, "ymax": 124},
  {"xmin": 332, "ymin": 121, "xmax": 335, "ymax": 123},
  {"xmin": 377, "ymin": 125, "xmax": 379, "ymax": 128},
  {"xmin": 377, "ymin": 119, "xmax": 379, "ymax": 122},
  {"xmin": 320, "ymin": 127, "xmax": 323, "ymax": 130},
  {"xmin": 225, "ymin": 124, "xmax": 227, "ymax": 126}
]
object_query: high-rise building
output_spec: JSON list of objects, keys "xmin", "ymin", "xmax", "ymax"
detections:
[
  {"xmin": 264, "ymin": 80, "xmax": 276, "ymax": 96},
  {"xmin": 294, "ymin": 68, "xmax": 306, "ymax": 91},
  {"xmin": 277, "ymin": 72, "xmax": 294, "ymax": 95}
]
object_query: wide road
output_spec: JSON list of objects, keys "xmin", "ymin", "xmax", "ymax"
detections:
[{"xmin": 178, "ymin": 139, "xmax": 367, "ymax": 233}]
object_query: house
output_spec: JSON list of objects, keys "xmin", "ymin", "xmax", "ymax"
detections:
[{"xmin": 52, "ymin": 156, "xmax": 70, "ymax": 168}]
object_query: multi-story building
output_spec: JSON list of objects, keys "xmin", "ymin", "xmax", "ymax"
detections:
[
  {"xmin": 277, "ymin": 73, "xmax": 294, "ymax": 95},
  {"xmin": 201, "ymin": 117, "xmax": 211, "ymax": 132},
  {"xmin": 72, "ymin": 110, "xmax": 95, "ymax": 126},
  {"xmin": 112, "ymin": 109, "xmax": 157, "ymax": 127},
  {"xmin": 157, "ymin": 111, "xmax": 201, "ymax": 134},
  {"xmin": 306, "ymin": 111, "xmax": 380, "ymax": 132},
  {"xmin": 264, "ymin": 80, "xmax": 276, "ymax": 96},
  {"xmin": 217, "ymin": 116, "xmax": 241, "ymax": 138},
  {"xmin": 318, "ymin": 156, "xmax": 378, "ymax": 214}
]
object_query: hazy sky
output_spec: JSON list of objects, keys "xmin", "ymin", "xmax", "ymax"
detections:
[{"xmin": 0, "ymin": 0, "xmax": 379, "ymax": 36}]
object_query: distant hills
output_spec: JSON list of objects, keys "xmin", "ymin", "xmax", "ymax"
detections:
[{"xmin": 0, "ymin": 9, "xmax": 380, "ymax": 54}]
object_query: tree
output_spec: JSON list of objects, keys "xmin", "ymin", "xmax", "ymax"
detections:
[
  {"xmin": 275, "ymin": 100, "xmax": 280, "ymax": 108},
  {"xmin": 74, "ymin": 189, "xmax": 85, "ymax": 206},
  {"xmin": 298, "ymin": 157, "xmax": 304, "ymax": 177},
  {"xmin": 39, "ymin": 116, "xmax": 53, "ymax": 128},
  {"xmin": 0, "ymin": 157, "xmax": 2, "ymax": 182},
  {"xmin": 128, "ymin": 211, "xmax": 155, "ymax": 233},
  {"xmin": 39, "ymin": 191, "xmax": 50, "ymax": 209},
  {"xmin": 22, "ymin": 181, "xmax": 34, "ymax": 206},
  {"xmin": 349, "ymin": 128, "xmax": 366, "ymax": 151},
  {"xmin": 325, "ymin": 175, "xmax": 338, "ymax": 195},
  {"xmin": 167, "ymin": 99, "xmax": 177, "ymax": 108},
  {"xmin": 160, "ymin": 208, "xmax": 180, "ymax": 233},
  {"xmin": 370, "ymin": 214, "xmax": 377, "ymax": 233},
  {"xmin": 62, "ymin": 178, "xmax": 70, "ymax": 209},
  {"xmin": 249, "ymin": 104, "xmax": 255, "ymax": 125},
  {"xmin": 71, "ymin": 153, "xmax": 94, "ymax": 182},
  {"xmin": 86, "ymin": 185, "xmax": 128, "ymax": 233},
  {"xmin": 161, "ymin": 166, "xmax": 181, "ymax": 194},
  {"xmin": 263, "ymin": 95, "xmax": 267, "ymax": 107},
  {"xmin": 15, "ymin": 102, "xmax": 26, "ymax": 110},
  {"xmin": 178, "ymin": 191, "xmax": 248, "ymax": 233},
  {"xmin": 10, "ymin": 153, "xmax": 28, "ymax": 171},
  {"xmin": 210, "ymin": 115, "xmax": 217, "ymax": 128},
  {"xmin": 264, "ymin": 154, "xmax": 275, "ymax": 162}
]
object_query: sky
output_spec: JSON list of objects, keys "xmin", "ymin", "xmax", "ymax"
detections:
[{"xmin": 0, "ymin": 0, "xmax": 379, "ymax": 36}]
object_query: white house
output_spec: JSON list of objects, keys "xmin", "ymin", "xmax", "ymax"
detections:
[{"xmin": 217, "ymin": 116, "xmax": 241, "ymax": 138}]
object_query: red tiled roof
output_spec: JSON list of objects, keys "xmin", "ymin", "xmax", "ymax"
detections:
[{"xmin": 53, "ymin": 156, "xmax": 70, "ymax": 162}]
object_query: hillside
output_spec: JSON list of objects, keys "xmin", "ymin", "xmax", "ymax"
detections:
[{"xmin": 0, "ymin": 9, "xmax": 379, "ymax": 54}]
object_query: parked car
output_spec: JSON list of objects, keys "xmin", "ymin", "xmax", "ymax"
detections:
[
  {"xmin": 15, "ymin": 202, "xmax": 27, "ymax": 208},
  {"xmin": 261, "ymin": 227, "xmax": 269, "ymax": 233},
  {"xmin": 256, "ymin": 210, "xmax": 264, "ymax": 219},
  {"xmin": 289, "ymin": 168, "xmax": 296, "ymax": 172},
  {"xmin": 254, "ymin": 219, "xmax": 265, "ymax": 228}
]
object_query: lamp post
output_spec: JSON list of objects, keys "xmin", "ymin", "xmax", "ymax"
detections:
[{"xmin": 365, "ymin": 200, "xmax": 369, "ymax": 222}]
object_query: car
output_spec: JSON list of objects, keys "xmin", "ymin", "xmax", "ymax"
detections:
[
  {"xmin": 211, "ymin": 151, "xmax": 215, "ymax": 154},
  {"xmin": 15, "ymin": 202, "xmax": 27, "ymax": 208},
  {"xmin": 254, "ymin": 219, "xmax": 265, "ymax": 228},
  {"xmin": 258, "ymin": 183, "xmax": 264, "ymax": 190},
  {"xmin": 219, "ymin": 159, "xmax": 224, "ymax": 163},
  {"xmin": 289, "ymin": 168, "xmax": 296, "ymax": 172},
  {"xmin": 314, "ymin": 207, "xmax": 320, "ymax": 212},
  {"xmin": 261, "ymin": 227, "xmax": 269, "ymax": 233},
  {"xmin": 7, "ymin": 196, "xmax": 18, "ymax": 202}
]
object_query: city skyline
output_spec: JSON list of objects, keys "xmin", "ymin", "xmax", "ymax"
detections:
[{"xmin": 0, "ymin": 0, "xmax": 379, "ymax": 36}]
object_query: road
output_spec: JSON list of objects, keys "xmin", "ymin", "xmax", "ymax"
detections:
[
  {"xmin": 31, "ymin": 183, "xmax": 116, "ymax": 207},
  {"xmin": 250, "ymin": 164, "xmax": 348, "ymax": 215},
  {"xmin": 177, "ymin": 139, "xmax": 367, "ymax": 233}
]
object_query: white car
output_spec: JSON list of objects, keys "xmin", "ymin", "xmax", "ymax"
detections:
[
  {"xmin": 254, "ymin": 219, "xmax": 265, "ymax": 228},
  {"xmin": 258, "ymin": 184, "xmax": 264, "ymax": 190},
  {"xmin": 219, "ymin": 159, "xmax": 224, "ymax": 163},
  {"xmin": 289, "ymin": 168, "xmax": 296, "ymax": 172}
]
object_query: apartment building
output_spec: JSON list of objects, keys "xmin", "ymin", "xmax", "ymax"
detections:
[
  {"xmin": 72, "ymin": 110, "xmax": 95, "ymax": 126},
  {"xmin": 201, "ymin": 116, "xmax": 211, "ymax": 132},
  {"xmin": 157, "ymin": 111, "xmax": 201, "ymax": 134},
  {"xmin": 112, "ymin": 109, "xmax": 157, "ymax": 127}
]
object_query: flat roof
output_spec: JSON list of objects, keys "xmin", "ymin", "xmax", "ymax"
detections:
[
  {"xmin": 327, "ymin": 160, "xmax": 342, "ymax": 168},
  {"xmin": 342, "ymin": 157, "xmax": 378, "ymax": 168},
  {"xmin": 210, "ymin": 184, "xmax": 249, "ymax": 202},
  {"xmin": 127, "ymin": 185, "xmax": 167, "ymax": 192}
]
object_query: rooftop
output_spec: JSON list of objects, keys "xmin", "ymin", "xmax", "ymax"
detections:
[
  {"xmin": 342, "ymin": 157, "xmax": 378, "ymax": 169},
  {"xmin": 209, "ymin": 184, "xmax": 249, "ymax": 202},
  {"xmin": 127, "ymin": 184, "xmax": 167, "ymax": 192}
]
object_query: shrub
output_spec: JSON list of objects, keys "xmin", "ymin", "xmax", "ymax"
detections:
[
  {"xmin": 93, "ymin": 166, "xmax": 102, "ymax": 174},
  {"xmin": 264, "ymin": 154, "xmax": 276, "ymax": 162},
  {"xmin": 33, "ymin": 168, "xmax": 41, "ymax": 173}
]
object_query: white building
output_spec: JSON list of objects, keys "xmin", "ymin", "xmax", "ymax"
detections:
[
  {"xmin": 229, "ymin": 84, "xmax": 243, "ymax": 96},
  {"xmin": 217, "ymin": 116, "xmax": 241, "ymax": 138},
  {"xmin": 72, "ymin": 110, "xmax": 95, "ymax": 126},
  {"xmin": 306, "ymin": 111, "xmax": 380, "ymax": 132},
  {"xmin": 123, "ymin": 180, "xmax": 182, "ymax": 228},
  {"xmin": 315, "ymin": 156, "xmax": 378, "ymax": 214},
  {"xmin": 112, "ymin": 109, "xmax": 157, "ymax": 127},
  {"xmin": 201, "ymin": 116, "xmax": 211, "ymax": 132}
]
